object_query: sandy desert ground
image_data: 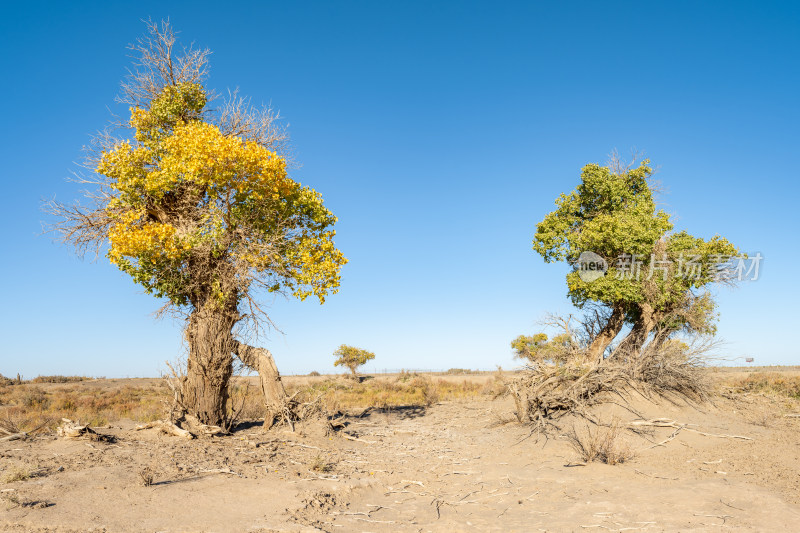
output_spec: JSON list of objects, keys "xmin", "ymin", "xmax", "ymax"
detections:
[{"xmin": 1, "ymin": 371, "xmax": 799, "ymax": 532}]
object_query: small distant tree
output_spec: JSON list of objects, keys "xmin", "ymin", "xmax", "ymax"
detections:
[{"xmin": 333, "ymin": 345, "xmax": 375, "ymax": 375}]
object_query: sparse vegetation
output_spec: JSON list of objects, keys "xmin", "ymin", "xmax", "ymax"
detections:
[
  {"xmin": 138, "ymin": 467, "xmax": 155, "ymax": 487},
  {"xmin": 567, "ymin": 419, "xmax": 634, "ymax": 465},
  {"xmin": 0, "ymin": 375, "xmax": 496, "ymax": 435},
  {"xmin": 30, "ymin": 376, "xmax": 94, "ymax": 384},
  {"xmin": 2, "ymin": 466, "xmax": 32, "ymax": 483},
  {"xmin": 445, "ymin": 368, "xmax": 478, "ymax": 375},
  {"xmin": 0, "ymin": 382, "xmax": 167, "ymax": 431},
  {"xmin": 310, "ymin": 454, "xmax": 334, "ymax": 473},
  {"xmin": 288, "ymin": 375, "xmax": 486, "ymax": 412},
  {"xmin": 723, "ymin": 372, "xmax": 800, "ymax": 400}
]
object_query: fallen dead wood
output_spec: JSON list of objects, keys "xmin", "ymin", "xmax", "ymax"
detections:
[
  {"xmin": 198, "ymin": 468, "xmax": 241, "ymax": 477},
  {"xmin": 0, "ymin": 432, "xmax": 27, "ymax": 442},
  {"xmin": 630, "ymin": 419, "xmax": 753, "ymax": 441},
  {"xmin": 135, "ymin": 420, "xmax": 194, "ymax": 439},
  {"xmin": 1, "ymin": 420, "xmax": 52, "ymax": 442},
  {"xmin": 282, "ymin": 441, "xmax": 321, "ymax": 450},
  {"xmin": 643, "ymin": 427, "xmax": 683, "ymax": 450},
  {"xmin": 634, "ymin": 468, "xmax": 678, "ymax": 480},
  {"xmin": 183, "ymin": 415, "xmax": 225, "ymax": 436},
  {"xmin": 57, "ymin": 419, "xmax": 114, "ymax": 442},
  {"xmin": 340, "ymin": 432, "xmax": 377, "ymax": 444}
]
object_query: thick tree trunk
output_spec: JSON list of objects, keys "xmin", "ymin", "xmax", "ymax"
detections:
[
  {"xmin": 184, "ymin": 306, "xmax": 237, "ymax": 426},
  {"xmin": 233, "ymin": 341, "xmax": 288, "ymax": 429},
  {"xmin": 625, "ymin": 303, "xmax": 658, "ymax": 354},
  {"xmin": 587, "ymin": 304, "xmax": 626, "ymax": 363}
]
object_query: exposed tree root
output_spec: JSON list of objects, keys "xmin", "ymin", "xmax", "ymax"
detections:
[{"xmin": 510, "ymin": 341, "xmax": 710, "ymax": 434}]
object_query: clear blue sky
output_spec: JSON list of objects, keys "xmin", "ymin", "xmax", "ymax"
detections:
[{"xmin": 1, "ymin": 1, "xmax": 798, "ymax": 377}]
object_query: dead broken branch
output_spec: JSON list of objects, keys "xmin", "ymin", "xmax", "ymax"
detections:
[{"xmin": 630, "ymin": 419, "xmax": 753, "ymax": 441}]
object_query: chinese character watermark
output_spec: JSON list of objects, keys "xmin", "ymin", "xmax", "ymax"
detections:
[{"xmin": 574, "ymin": 251, "xmax": 762, "ymax": 282}]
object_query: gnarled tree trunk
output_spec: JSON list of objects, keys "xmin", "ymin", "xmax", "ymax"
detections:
[
  {"xmin": 233, "ymin": 341, "xmax": 288, "ymax": 429},
  {"xmin": 183, "ymin": 305, "xmax": 237, "ymax": 425},
  {"xmin": 587, "ymin": 304, "xmax": 626, "ymax": 363},
  {"xmin": 625, "ymin": 303, "xmax": 658, "ymax": 354}
]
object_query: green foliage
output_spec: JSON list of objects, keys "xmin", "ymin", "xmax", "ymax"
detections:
[
  {"xmin": 132, "ymin": 82, "xmax": 207, "ymax": 145},
  {"xmin": 532, "ymin": 158, "xmax": 739, "ymax": 342},
  {"xmin": 332, "ymin": 345, "xmax": 376, "ymax": 374},
  {"xmin": 98, "ymin": 66, "xmax": 346, "ymax": 310},
  {"xmin": 534, "ymin": 161, "xmax": 672, "ymax": 308},
  {"xmin": 511, "ymin": 333, "xmax": 576, "ymax": 365}
]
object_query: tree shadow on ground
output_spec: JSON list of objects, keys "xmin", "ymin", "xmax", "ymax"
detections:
[{"xmin": 330, "ymin": 405, "xmax": 428, "ymax": 428}]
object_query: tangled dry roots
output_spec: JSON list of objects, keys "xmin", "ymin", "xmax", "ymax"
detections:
[{"xmin": 509, "ymin": 341, "xmax": 709, "ymax": 431}]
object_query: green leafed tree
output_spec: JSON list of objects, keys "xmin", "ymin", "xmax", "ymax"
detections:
[
  {"xmin": 333, "ymin": 345, "xmax": 376, "ymax": 375},
  {"xmin": 531, "ymin": 155, "xmax": 738, "ymax": 361}
]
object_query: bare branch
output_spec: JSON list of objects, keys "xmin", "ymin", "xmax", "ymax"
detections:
[{"xmin": 118, "ymin": 18, "xmax": 212, "ymax": 108}]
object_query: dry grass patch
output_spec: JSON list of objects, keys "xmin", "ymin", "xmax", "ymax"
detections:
[
  {"xmin": 310, "ymin": 454, "xmax": 334, "ymax": 473},
  {"xmin": 287, "ymin": 374, "xmax": 487, "ymax": 411},
  {"xmin": 721, "ymin": 372, "xmax": 800, "ymax": 400},
  {"xmin": 0, "ymin": 382, "xmax": 168, "ymax": 431},
  {"xmin": 2, "ymin": 466, "xmax": 32, "ymax": 483},
  {"xmin": 30, "ymin": 375, "xmax": 94, "ymax": 384}
]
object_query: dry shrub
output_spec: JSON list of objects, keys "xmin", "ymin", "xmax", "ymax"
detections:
[
  {"xmin": 445, "ymin": 368, "xmax": 477, "ymax": 375},
  {"xmin": 510, "ymin": 336, "xmax": 710, "ymax": 430},
  {"xmin": 724, "ymin": 372, "xmax": 800, "ymax": 400},
  {"xmin": 0, "ymin": 382, "xmax": 168, "ymax": 431},
  {"xmin": 567, "ymin": 418, "xmax": 634, "ymax": 465},
  {"xmin": 0, "ymin": 406, "xmax": 55, "ymax": 435},
  {"xmin": 225, "ymin": 379, "xmax": 262, "ymax": 426},
  {"xmin": 138, "ymin": 467, "xmax": 155, "ymax": 487},
  {"xmin": 30, "ymin": 376, "xmax": 93, "ymax": 384},
  {"xmin": 2, "ymin": 466, "xmax": 31, "ymax": 483},
  {"xmin": 310, "ymin": 454, "xmax": 334, "ymax": 473},
  {"xmin": 286, "ymin": 375, "xmax": 484, "ymax": 411},
  {"xmin": 482, "ymin": 367, "xmax": 509, "ymax": 398},
  {"xmin": 418, "ymin": 378, "xmax": 440, "ymax": 406}
]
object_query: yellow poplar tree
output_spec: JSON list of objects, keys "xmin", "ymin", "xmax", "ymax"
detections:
[{"xmin": 47, "ymin": 21, "xmax": 347, "ymax": 426}]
